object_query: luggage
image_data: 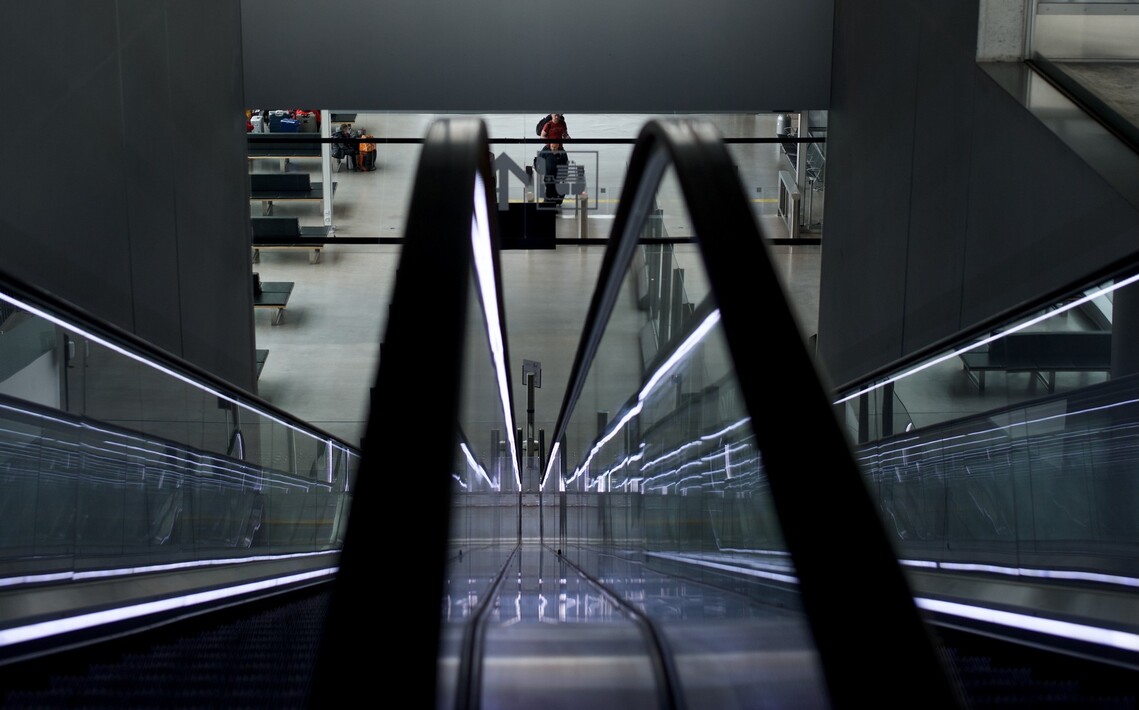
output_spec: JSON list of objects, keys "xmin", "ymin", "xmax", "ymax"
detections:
[
  {"xmin": 295, "ymin": 111, "xmax": 317, "ymax": 132},
  {"xmin": 268, "ymin": 110, "xmax": 294, "ymax": 132},
  {"xmin": 276, "ymin": 118, "xmax": 301, "ymax": 132},
  {"xmin": 356, "ymin": 134, "xmax": 377, "ymax": 171},
  {"xmin": 250, "ymin": 114, "xmax": 268, "ymax": 133}
]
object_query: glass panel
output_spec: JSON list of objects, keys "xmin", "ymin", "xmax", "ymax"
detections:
[
  {"xmin": 842, "ymin": 268, "xmax": 1139, "ymax": 636},
  {"xmin": 0, "ymin": 287, "xmax": 359, "ymax": 612}
]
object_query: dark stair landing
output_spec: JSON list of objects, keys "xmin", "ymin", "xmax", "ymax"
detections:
[{"xmin": 0, "ymin": 585, "xmax": 331, "ymax": 709}]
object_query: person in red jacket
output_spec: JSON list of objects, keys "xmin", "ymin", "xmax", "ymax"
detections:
[{"xmin": 540, "ymin": 113, "xmax": 570, "ymax": 144}]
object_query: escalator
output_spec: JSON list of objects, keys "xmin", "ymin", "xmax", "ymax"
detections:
[
  {"xmin": 320, "ymin": 117, "xmax": 957, "ymax": 708},
  {"xmin": 3, "ymin": 117, "xmax": 1139, "ymax": 708}
]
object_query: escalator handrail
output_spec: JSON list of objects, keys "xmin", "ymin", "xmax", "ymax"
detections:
[
  {"xmin": 545, "ymin": 118, "xmax": 966, "ymax": 708},
  {"xmin": 309, "ymin": 117, "xmax": 517, "ymax": 704}
]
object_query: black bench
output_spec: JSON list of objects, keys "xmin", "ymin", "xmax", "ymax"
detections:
[
  {"xmin": 251, "ymin": 217, "xmax": 332, "ymax": 263},
  {"xmin": 247, "ymin": 132, "xmax": 322, "ymax": 158},
  {"xmin": 960, "ymin": 330, "xmax": 1112, "ymax": 392},
  {"xmin": 256, "ymin": 349, "xmax": 269, "ymax": 378},
  {"xmin": 253, "ymin": 281, "xmax": 294, "ymax": 325},
  {"xmin": 249, "ymin": 173, "xmax": 335, "ymax": 215}
]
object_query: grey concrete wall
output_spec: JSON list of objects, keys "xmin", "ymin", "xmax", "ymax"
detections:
[
  {"xmin": 0, "ymin": 1, "xmax": 257, "ymax": 392},
  {"xmin": 240, "ymin": 0, "xmax": 834, "ymax": 113},
  {"xmin": 817, "ymin": 0, "xmax": 1139, "ymax": 389}
]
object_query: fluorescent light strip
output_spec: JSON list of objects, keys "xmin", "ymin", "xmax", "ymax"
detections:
[
  {"xmin": 471, "ymin": 174, "xmax": 520, "ymax": 489},
  {"xmin": 539, "ymin": 441, "xmax": 562, "ymax": 490},
  {"xmin": 916, "ymin": 597, "xmax": 1139, "ymax": 652},
  {"xmin": 564, "ymin": 310, "xmax": 724, "ymax": 486},
  {"xmin": 899, "ymin": 558, "xmax": 1139, "ymax": 589},
  {"xmin": 700, "ymin": 417, "xmax": 752, "ymax": 442},
  {"xmin": 648, "ymin": 551, "xmax": 799, "ymax": 585},
  {"xmin": 835, "ymin": 272, "xmax": 1139, "ymax": 404},
  {"xmin": 652, "ymin": 553, "xmax": 1139, "ymax": 652},
  {"xmin": 0, "ymin": 550, "xmax": 339, "ymax": 589},
  {"xmin": 0, "ymin": 401, "xmax": 81, "ymax": 429},
  {"xmin": 0, "ymin": 291, "xmax": 331, "ymax": 444},
  {"xmin": 0, "ymin": 567, "xmax": 337, "ymax": 648},
  {"xmin": 460, "ymin": 441, "xmax": 495, "ymax": 488},
  {"xmin": 639, "ymin": 310, "xmax": 721, "ymax": 401},
  {"xmin": 567, "ymin": 402, "xmax": 643, "ymax": 485}
]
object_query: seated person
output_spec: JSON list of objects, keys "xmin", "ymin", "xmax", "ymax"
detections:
[{"xmin": 332, "ymin": 123, "xmax": 359, "ymax": 168}]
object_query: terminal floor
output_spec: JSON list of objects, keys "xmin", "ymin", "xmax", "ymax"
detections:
[{"xmin": 247, "ymin": 113, "xmax": 823, "ymax": 449}]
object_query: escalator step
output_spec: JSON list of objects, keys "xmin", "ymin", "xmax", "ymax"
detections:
[{"xmin": 0, "ymin": 586, "xmax": 331, "ymax": 708}]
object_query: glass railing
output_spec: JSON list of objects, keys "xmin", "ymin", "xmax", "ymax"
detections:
[
  {"xmin": 0, "ymin": 270, "xmax": 359, "ymax": 662},
  {"xmin": 836, "ymin": 263, "xmax": 1139, "ymax": 657}
]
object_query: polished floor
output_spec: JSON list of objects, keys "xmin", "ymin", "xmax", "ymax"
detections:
[{"xmin": 248, "ymin": 113, "xmax": 823, "ymax": 449}]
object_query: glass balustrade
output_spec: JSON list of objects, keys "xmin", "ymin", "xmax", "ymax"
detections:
[{"xmin": 0, "ymin": 276, "xmax": 359, "ymax": 656}]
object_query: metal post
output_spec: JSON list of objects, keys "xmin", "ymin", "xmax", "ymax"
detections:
[
  {"xmin": 527, "ymin": 373, "xmax": 536, "ymax": 493},
  {"xmin": 796, "ymin": 112, "xmax": 810, "ymax": 233},
  {"xmin": 320, "ymin": 110, "xmax": 333, "ymax": 230},
  {"xmin": 671, "ymin": 267, "xmax": 685, "ymax": 333},
  {"xmin": 490, "ymin": 429, "xmax": 500, "ymax": 491},
  {"xmin": 559, "ymin": 433, "xmax": 568, "ymax": 552},
  {"xmin": 538, "ymin": 428, "xmax": 546, "ymax": 542},
  {"xmin": 578, "ymin": 194, "xmax": 588, "ymax": 238},
  {"xmin": 516, "ymin": 426, "xmax": 524, "ymax": 541},
  {"xmin": 882, "ymin": 382, "xmax": 895, "ymax": 438}
]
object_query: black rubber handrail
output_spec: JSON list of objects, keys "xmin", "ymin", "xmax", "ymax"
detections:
[
  {"xmin": 309, "ymin": 117, "xmax": 516, "ymax": 706},
  {"xmin": 545, "ymin": 118, "xmax": 967, "ymax": 708}
]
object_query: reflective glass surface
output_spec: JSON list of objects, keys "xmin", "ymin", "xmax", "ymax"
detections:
[
  {"xmin": 0, "ymin": 286, "xmax": 358, "ymax": 632},
  {"xmin": 839, "ymin": 268, "xmax": 1139, "ymax": 639}
]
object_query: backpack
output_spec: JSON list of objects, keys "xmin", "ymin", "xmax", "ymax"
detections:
[{"xmin": 535, "ymin": 114, "xmax": 552, "ymax": 136}]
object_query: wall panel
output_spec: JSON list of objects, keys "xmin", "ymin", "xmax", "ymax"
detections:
[
  {"xmin": 0, "ymin": 1, "xmax": 256, "ymax": 392},
  {"xmin": 239, "ymin": 0, "xmax": 834, "ymax": 112},
  {"xmin": 819, "ymin": 0, "xmax": 1139, "ymax": 389}
]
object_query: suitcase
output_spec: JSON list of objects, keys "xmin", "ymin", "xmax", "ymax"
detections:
[
  {"xmin": 296, "ymin": 112, "xmax": 318, "ymax": 132},
  {"xmin": 250, "ymin": 115, "xmax": 268, "ymax": 133},
  {"xmin": 268, "ymin": 111, "xmax": 294, "ymax": 132},
  {"xmin": 358, "ymin": 149, "xmax": 377, "ymax": 171},
  {"xmin": 357, "ymin": 134, "xmax": 377, "ymax": 171},
  {"xmin": 276, "ymin": 118, "xmax": 301, "ymax": 132}
]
